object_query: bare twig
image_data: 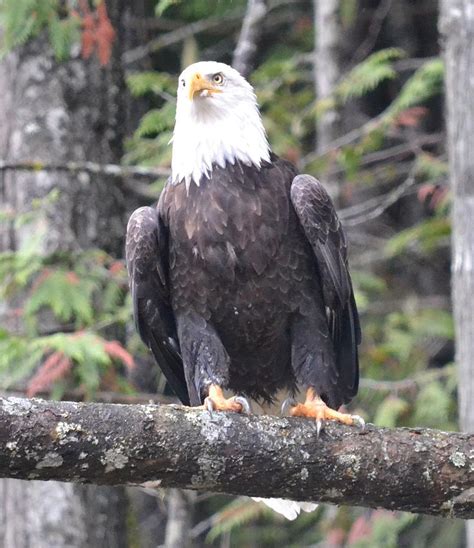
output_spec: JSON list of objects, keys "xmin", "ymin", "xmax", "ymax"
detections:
[
  {"xmin": 350, "ymin": 0, "xmax": 393, "ymax": 64},
  {"xmin": 0, "ymin": 160, "xmax": 169, "ymax": 199},
  {"xmin": 339, "ymin": 170, "xmax": 419, "ymax": 226},
  {"xmin": 300, "ymin": 113, "xmax": 386, "ymax": 168},
  {"xmin": 360, "ymin": 365, "xmax": 456, "ymax": 394},
  {"xmin": 123, "ymin": 0, "xmax": 297, "ymax": 70},
  {"xmin": 0, "ymin": 397, "xmax": 472, "ymax": 518},
  {"xmin": 232, "ymin": 0, "xmax": 268, "ymax": 78},
  {"xmin": 326, "ymin": 133, "xmax": 443, "ymax": 178},
  {"xmin": 0, "ymin": 160, "xmax": 169, "ymax": 179},
  {"xmin": 393, "ymin": 57, "xmax": 438, "ymax": 72},
  {"xmin": 363, "ymin": 295, "xmax": 451, "ymax": 316},
  {"xmin": 123, "ymin": 10, "xmax": 246, "ymax": 67}
]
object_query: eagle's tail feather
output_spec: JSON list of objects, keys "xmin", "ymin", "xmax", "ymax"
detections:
[{"xmin": 252, "ymin": 497, "xmax": 318, "ymax": 520}]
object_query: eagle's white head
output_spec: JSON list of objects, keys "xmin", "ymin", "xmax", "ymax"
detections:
[{"xmin": 171, "ymin": 61, "xmax": 271, "ymax": 188}]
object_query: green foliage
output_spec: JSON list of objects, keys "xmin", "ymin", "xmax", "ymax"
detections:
[
  {"xmin": 0, "ymin": 194, "xmax": 131, "ymax": 397},
  {"xmin": 340, "ymin": 0, "xmax": 358, "ymax": 29},
  {"xmin": 352, "ymin": 271, "xmax": 387, "ymax": 294},
  {"xmin": 155, "ymin": 0, "xmax": 182, "ymax": 17},
  {"xmin": 176, "ymin": 0, "xmax": 246, "ymax": 19},
  {"xmin": 135, "ymin": 103, "xmax": 176, "ymax": 138},
  {"xmin": 124, "ymin": 69, "xmax": 177, "ymax": 167},
  {"xmin": 415, "ymin": 153, "xmax": 449, "ymax": 181},
  {"xmin": 374, "ymin": 396, "xmax": 409, "ymax": 427},
  {"xmin": 48, "ymin": 12, "xmax": 81, "ymax": 61},
  {"xmin": 0, "ymin": 330, "xmax": 122, "ymax": 395},
  {"xmin": 0, "ymin": 0, "xmax": 80, "ymax": 60},
  {"xmin": 252, "ymin": 51, "xmax": 315, "ymax": 155},
  {"xmin": 126, "ymin": 71, "xmax": 176, "ymax": 97},
  {"xmin": 352, "ymin": 512, "xmax": 417, "ymax": 548},
  {"xmin": 336, "ymin": 48, "xmax": 404, "ymax": 103},
  {"xmin": 25, "ymin": 269, "xmax": 95, "ymax": 328},
  {"xmin": 206, "ymin": 498, "xmax": 270, "ymax": 543},
  {"xmin": 413, "ymin": 380, "xmax": 451, "ymax": 429},
  {"xmin": 411, "ymin": 309, "xmax": 454, "ymax": 340},
  {"xmin": 124, "ymin": 131, "xmax": 173, "ymax": 168},
  {"xmin": 385, "ymin": 59, "xmax": 444, "ymax": 121},
  {"xmin": 373, "ymin": 308, "xmax": 453, "ymax": 367},
  {"xmin": 0, "ymin": 331, "xmax": 45, "ymax": 389},
  {"xmin": 385, "ymin": 217, "xmax": 451, "ymax": 257}
]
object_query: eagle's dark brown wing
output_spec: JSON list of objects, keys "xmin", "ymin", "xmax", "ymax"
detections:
[
  {"xmin": 291, "ymin": 174, "xmax": 361, "ymax": 400},
  {"xmin": 125, "ymin": 206, "xmax": 190, "ymax": 405}
]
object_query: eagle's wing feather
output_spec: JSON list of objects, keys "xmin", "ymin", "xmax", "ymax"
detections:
[
  {"xmin": 126, "ymin": 206, "xmax": 190, "ymax": 406},
  {"xmin": 291, "ymin": 174, "xmax": 360, "ymax": 400}
]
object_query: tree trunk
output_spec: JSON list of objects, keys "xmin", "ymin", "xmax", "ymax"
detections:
[
  {"xmin": 0, "ymin": 6, "xmax": 129, "ymax": 544},
  {"xmin": 440, "ymin": 1, "xmax": 474, "ymax": 545},
  {"xmin": 313, "ymin": 0, "xmax": 342, "ymax": 155},
  {"xmin": 164, "ymin": 489, "xmax": 195, "ymax": 548},
  {"xmin": 232, "ymin": 0, "xmax": 267, "ymax": 79}
]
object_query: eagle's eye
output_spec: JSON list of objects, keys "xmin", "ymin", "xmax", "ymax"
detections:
[
  {"xmin": 181, "ymin": 79, "xmax": 186, "ymax": 87},
  {"xmin": 212, "ymin": 73, "xmax": 224, "ymax": 85}
]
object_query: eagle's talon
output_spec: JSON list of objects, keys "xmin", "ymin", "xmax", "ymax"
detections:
[
  {"xmin": 288, "ymin": 388, "xmax": 364, "ymax": 429},
  {"xmin": 233, "ymin": 396, "xmax": 251, "ymax": 414},
  {"xmin": 204, "ymin": 397, "xmax": 215, "ymax": 415},
  {"xmin": 201, "ymin": 385, "xmax": 248, "ymax": 414},
  {"xmin": 281, "ymin": 397, "xmax": 297, "ymax": 416},
  {"xmin": 351, "ymin": 415, "xmax": 365, "ymax": 429}
]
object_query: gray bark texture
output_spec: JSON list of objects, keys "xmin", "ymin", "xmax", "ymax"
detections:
[
  {"xmin": 164, "ymin": 489, "xmax": 195, "ymax": 548},
  {"xmin": 0, "ymin": 480, "xmax": 128, "ymax": 548},
  {"xmin": 232, "ymin": 0, "xmax": 268, "ymax": 78},
  {"xmin": 313, "ymin": 0, "xmax": 342, "ymax": 154},
  {"xmin": 0, "ymin": 397, "xmax": 472, "ymax": 519},
  {"xmin": 0, "ymin": 4, "xmax": 130, "ymax": 546},
  {"xmin": 440, "ymin": 1, "xmax": 474, "ymax": 545}
]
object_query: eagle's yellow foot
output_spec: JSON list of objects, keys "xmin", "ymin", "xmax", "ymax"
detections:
[
  {"xmin": 282, "ymin": 388, "xmax": 364, "ymax": 437},
  {"xmin": 202, "ymin": 385, "xmax": 250, "ymax": 414}
]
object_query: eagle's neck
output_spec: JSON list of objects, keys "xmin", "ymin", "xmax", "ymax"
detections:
[{"xmin": 171, "ymin": 100, "xmax": 271, "ymax": 189}]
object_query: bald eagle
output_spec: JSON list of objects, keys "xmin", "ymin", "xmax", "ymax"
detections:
[{"xmin": 126, "ymin": 61, "xmax": 362, "ymax": 429}]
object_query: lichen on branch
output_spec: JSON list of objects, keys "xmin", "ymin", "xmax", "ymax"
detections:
[{"xmin": 0, "ymin": 397, "xmax": 472, "ymax": 518}]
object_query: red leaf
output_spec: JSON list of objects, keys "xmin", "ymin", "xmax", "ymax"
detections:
[
  {"xmin": 79, "ymin": 1, "xmax": 116, "ymax": 66},
  {"xmin": 418, "ymin": 184, "xmax": 449, "ymax": 211},
  {"xmin": 109, "ymin": 260, "xmax": 125, "ymax": 276},
  {"xmin": 65, "ymin": 271, "xmax": 80, "ymax": 285},
  {"xmin": 103, "ymin": 340, "xmax": 135, "ymax": 370},
  {"xmin": 95, "ymin": 2, "xmax": 116, "ymax": 66},
  {"xmin": 30, "ymin": 268, "xmax": 52, "ymax": 293},
  {"xmin": 394, "ymin": 107, "xmax": 428, "ymax": 128},
  {"xmin": 347, "ymin": 516, "xmax": 372, "ymax": 544},
  {"xmin": 27, "ymin": 352, "xmax": 72, "ymax": 397},
  {"xmin": 79, "ymin": 0, "xmax": 96, "ymax": 60},
  {"xmin": 429, "ymin": 187, "xmax": 449, "ymax": 210},
  {"xmin": 417, "ymin": 183, "xmax": 436, "ymax": 204},
  {"xmin": 326, "ymin": 527, "xmax": 345, "ymax": 546},
  {"xmin": 282, "ymin": 147, "xmax": 300, "ymax": 165}
]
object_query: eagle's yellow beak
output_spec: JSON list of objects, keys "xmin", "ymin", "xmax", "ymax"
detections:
[{"xmin": 188, "ymin": 72, "xmax": 221, "ymax": 101}]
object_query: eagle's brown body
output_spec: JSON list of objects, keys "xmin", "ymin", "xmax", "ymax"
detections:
[{"xmin": 126, "ymin": 155, "xmax": 360, "ymax": 408}]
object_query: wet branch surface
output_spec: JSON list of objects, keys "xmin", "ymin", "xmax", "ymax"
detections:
[{"xmin": 0, "ymin": 397, "xmax": 472, "ymax": 518}]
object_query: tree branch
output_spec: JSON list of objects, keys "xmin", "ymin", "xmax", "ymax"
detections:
[
  {"xmin": 0, "ymin": 160, "xmax": 170, "ymax": 199},
  {"xmin": 0, "ymin": 397, "xmax": 472, "ymax": 518},
  {"xmin": 0, "ymin": 160, "xmax": 169, "ymax": 179},
  {"xmin": 123, "ymin": 10, "xmax": 246, "ymax": 67},
  {"xmin": 232, "ymin": 0, "xmax": 268, "ymax": 78},
  {"xmin": 350, "ymin": 0, "xmax": 393, "ymax": 64}
]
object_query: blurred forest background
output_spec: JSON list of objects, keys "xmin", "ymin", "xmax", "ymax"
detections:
[{"xmin": 0, "ymin": 0, "xmax": 470, "ymax": 547}]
